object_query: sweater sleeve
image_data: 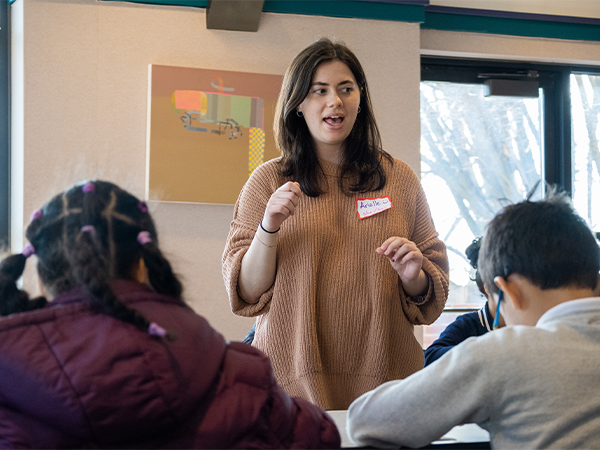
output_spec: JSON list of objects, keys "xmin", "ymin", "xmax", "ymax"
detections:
[
  {"xmin": 400, "ymin": 173, "xmax": 449, "ymax": 325},
  {"xmin": 347, "ymin": 335, "xmax": 495, "ymax": 448},
  {"xmin": 222, "ymin": 163, "xmax": 279, "ymax": 317}
]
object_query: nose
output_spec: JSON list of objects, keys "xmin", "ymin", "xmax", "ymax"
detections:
[{"xmin": 327, "ymin": 91, "xmax": 342, "ymax": 107}]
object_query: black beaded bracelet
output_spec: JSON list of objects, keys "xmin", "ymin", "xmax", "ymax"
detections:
[{"xmin": 260, "ymin": 220, "xmax": 280, "ymax": 234}]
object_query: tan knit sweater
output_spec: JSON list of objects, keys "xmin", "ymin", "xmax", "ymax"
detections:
[{"xmin": 222, "ymin": 157, "xmax": 449, "ymax": 410}]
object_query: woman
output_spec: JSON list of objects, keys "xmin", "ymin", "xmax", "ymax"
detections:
[
  {"xmin": 223, "ymin": 38, "xmax": 449, "ymax": 410},
  {"xmin": 0, "ymin": 180, "xmax": 340, "ymax": 448}
]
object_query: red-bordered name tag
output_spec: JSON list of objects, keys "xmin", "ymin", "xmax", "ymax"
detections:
[{"xmin": 356, "ymin": 196, "xmax": 393, "ymax": 219}]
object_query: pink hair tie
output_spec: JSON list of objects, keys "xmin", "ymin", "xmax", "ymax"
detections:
[
  {"xmin": 137, "ymin": 231, "xmax": 152, "ymax": 246},
  {"xmin": 82, "ymin": 182, "xmax": 95, "ymax": 193},
  {"xmin": 30, "ymin": 209, "xmax": 43, "ymax": 222},
  {"xmin": 148, "ymin": 322, "xmax": 167, "ymax": 337},
  {"xmin": 22, "ymin": 243, "xmax": 35, "ymax": 258},
  {"xmin": 81, "ymin": 225, "xmax": 96, "ymax": 237},
  {"xmin": 138, "ymin": 201, "xmax": 148, "ymax": 213}
]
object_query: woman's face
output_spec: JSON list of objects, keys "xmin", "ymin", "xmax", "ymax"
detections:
[{"xmin": 297, "ymin": 60, "xmax": 361, "ymax": 158}]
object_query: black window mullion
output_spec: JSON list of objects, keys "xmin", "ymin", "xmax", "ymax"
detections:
[
  {"xmin": 542, "ymin": 68, "xmax": 571, "ymax": 194},
  {"xmin": 0, "ymin": 0, "xmax": 10, "ymax": 248}
]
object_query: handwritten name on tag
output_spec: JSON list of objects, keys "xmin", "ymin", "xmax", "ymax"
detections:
[{"xmin": 356, "ymin": 196, "xmax": 393, "ymax": 219}]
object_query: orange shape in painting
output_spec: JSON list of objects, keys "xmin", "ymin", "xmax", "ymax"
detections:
[
  {"xmin": 174, "ymin": 90, "xmax": 208, "ymax": 114},
  {"xmin": 213, "ymin": 76, "xmax": 225, "ymax": 93}
]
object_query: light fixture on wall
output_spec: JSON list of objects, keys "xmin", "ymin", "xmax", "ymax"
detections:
[
  {"xmin": 206, "ymin": 0, "xmax": 265, "ymax": 32},
  {"xmin": 479, "ymin": 70, "xmax": 540, "ymax": 98}
]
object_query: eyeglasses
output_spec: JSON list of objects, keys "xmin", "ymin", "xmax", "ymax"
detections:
[{"xmin": 493, "ymin": 290, "xmax": 503, "ymax": 330}]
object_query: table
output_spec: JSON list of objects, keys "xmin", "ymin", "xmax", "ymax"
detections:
[{"xmin": 327, "ymin": 410, "xmax": 491, "ymax": 449}]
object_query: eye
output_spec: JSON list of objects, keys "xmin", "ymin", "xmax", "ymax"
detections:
[
  {"xmin": 340, "ymin": 86, "xmax": 355, "ymax": 94},
  {"xmin": 313, "ymin": 88, "xmax": 326, "ymax": 95}
]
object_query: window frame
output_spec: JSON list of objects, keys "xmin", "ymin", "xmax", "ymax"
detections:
[
  {"xmin": 0, "ymin": 0, "xmax": 9, "ymax": 249},
  {"xmin": 420, "ymin": 57, "xmax": 600, "ymax": 325},
  {"xmin": 421, "ymin": 57, "xmax": 577, "ymax": 195}
]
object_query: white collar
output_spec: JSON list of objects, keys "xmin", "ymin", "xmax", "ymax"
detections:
[
  {"xmin": 478, "ymin": 305, "xmax": 492, "ymax": 332},
  {"xmin": 537, "ymin": 297, "xmax": 600, "ymax": 326}
]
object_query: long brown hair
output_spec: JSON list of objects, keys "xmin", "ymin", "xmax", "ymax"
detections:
[{"xmin": 274, "ymin": 38, "xmax": 392, "ymax": 197}]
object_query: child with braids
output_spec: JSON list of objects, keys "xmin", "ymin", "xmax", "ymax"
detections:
[{"xmin": 0, "ymin": 180, "xmax": 340, "ymax": 449}]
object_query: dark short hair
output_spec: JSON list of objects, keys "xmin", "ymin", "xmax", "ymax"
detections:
[
  {"xmin": 274, "ymin": 38, "xmax": 391, "ymax": 197},
  {"xmin": 479, "ymin": 189, "xmax": 600, "ymax": 294},
  {"xmin": 465, "ymin": 237, "xmax": 486, "ymax": 296}
]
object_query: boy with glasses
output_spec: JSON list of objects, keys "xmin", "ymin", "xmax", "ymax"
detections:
[{"xmin": 347, "ymin": 190, "xmax": 600, "ymax": 449}]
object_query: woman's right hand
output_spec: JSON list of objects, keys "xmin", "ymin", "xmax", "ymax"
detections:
[{"xmin": 261, "ymin": 182, "xmax": 302, "ymax": 232}]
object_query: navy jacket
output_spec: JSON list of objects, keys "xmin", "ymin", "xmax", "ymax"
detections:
[{"xmin": 424, "ymin": 301, "xmax": 493, "ymax": 366}]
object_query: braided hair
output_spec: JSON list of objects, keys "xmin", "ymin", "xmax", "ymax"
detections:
[{"xmin": 0, "ymin": 181, "xmax": 182, "ymax": 337}]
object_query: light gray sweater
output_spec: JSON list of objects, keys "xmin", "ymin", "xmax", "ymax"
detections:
[{"xmin": 347, "ymin": 297, "xmax": 600, "ymax": 449}]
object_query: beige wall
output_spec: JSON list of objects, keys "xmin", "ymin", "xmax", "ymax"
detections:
[{"xmin": 11, "ymin": 0, "xmax": 420, "ymax": 340}]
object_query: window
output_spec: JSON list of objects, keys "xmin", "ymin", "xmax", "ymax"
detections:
[
  {"xmin": 571, "ymin": 73, "xmax": 600, "ymax": 232},
  {"xmin": 420, "ymin": 58, "xmax": 600, "ymax": 347},
  {"xmin": 0, "ymin": 0, "xmax": 9, "ymax": 249}
]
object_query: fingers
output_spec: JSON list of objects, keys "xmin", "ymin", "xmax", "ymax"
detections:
[
  {"xmin": 284, "ymin": 181, "xmax": 302, "ymax": 197},
  {"xmin": 272, "ymin": 182, "xmax": 302, "ymax": 202},
  {"xmin": 394, "ymin": 248, "xmax": 421, "ymax": 265},
  {"xmin": 376, "ymin": 237, "xmax": 417, "ymax": 261},
  {"xmin": 377, "ymin": 237, "xmax": 424, "ymax": 284},
  {"xmin": 269, "ymin": 182, "xmax": 302, "ymax": 213},
  {"xmin": 262, "ymin": 182, "xmax": 303, "ymax": 231}
]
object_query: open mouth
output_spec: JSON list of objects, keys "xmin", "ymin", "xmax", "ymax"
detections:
[{"xmin": 323, "ymin": 115, "xmax": 344, "ymax": 126}]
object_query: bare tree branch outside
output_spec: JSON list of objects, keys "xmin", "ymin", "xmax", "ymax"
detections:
[{"xmin": 420, "ymin": 75, "xmax": 600, "ymax": 347}]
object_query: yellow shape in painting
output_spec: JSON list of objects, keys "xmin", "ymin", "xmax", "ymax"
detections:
[
  {"xmin": 249, "ymin": 128, "xmax": 266, "ymax": 176},
  {"xmin": 170, "ymin": 92, "xmax": 179, "ymax": 114},
  {"xmin": 200, "ymin": 92, "xmax": 208, "ymax": 116}
]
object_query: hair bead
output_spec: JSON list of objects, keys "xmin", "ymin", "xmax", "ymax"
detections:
[
  {"xmin": 30, "ymin": 209, "xmax": 43, "ymax": 222},
  {"xmin": 82, "ymin": 182, "xmax": 95, "ymax": 193},
  {"xmin": 137, "ymin": 231, "xmax": 152, "ymax": 246},
  {"xmin": 148, "ymin": 322, "xmax": 167, "ymax": 337},
  {"xmin": 22, "ymin": 243, "xmax": 35, "ymax": 258},
  {"xmin": 80, "ymin": 225, "xmax": 96, "ymax": 237},
  {"xmin": 2, "ymin": 180, "xmax": 182, "ymax": 337},
  {"xmin": 138, "ymin": 201, "xmax": 148, "ymax": 213}
]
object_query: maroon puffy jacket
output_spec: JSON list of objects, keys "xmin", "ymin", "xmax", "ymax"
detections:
[{"xmin": 0, "ymin": 280, "xmax": 341, "ymax": 448}]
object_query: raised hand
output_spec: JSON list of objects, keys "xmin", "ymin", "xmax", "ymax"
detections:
[
  {"xmin": 261, "ymin": 182, "xmax": 302, "ymax": 232},
  {"xmin": 377, "ymin": 237, "xmax": 428, "ymax": 297}
]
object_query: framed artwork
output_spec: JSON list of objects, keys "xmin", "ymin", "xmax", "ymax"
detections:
[{"xmin": 147, "ymin": 64, "xmax": 283, "ymax": 204}]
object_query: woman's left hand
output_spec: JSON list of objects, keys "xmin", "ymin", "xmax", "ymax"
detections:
[{"xmin": 377, "ymin": 237, "xmax": 428, "ymax": 297}]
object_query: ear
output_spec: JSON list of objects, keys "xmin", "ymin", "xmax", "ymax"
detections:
[
  {"xmin": 494, "ymin": 275, "xmax": 525, "ymax": 311},
  {"xmin": 484, "ymin": 285, "xmax": 491, "ymax": 298}
]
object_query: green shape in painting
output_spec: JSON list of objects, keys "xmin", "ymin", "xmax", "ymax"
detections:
[{"xmin": 230, "ymin": 96, "xmax": 252, "ymax": 128}]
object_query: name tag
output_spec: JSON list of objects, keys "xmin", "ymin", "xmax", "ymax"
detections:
[{"xmin": 356, "ymin": 196, "xmax": 393, "ymax": 219}]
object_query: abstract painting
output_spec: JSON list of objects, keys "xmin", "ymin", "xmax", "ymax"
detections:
[{"xmin": 147, "ymin": 65, "xmax": 283, "ymax": 204}]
